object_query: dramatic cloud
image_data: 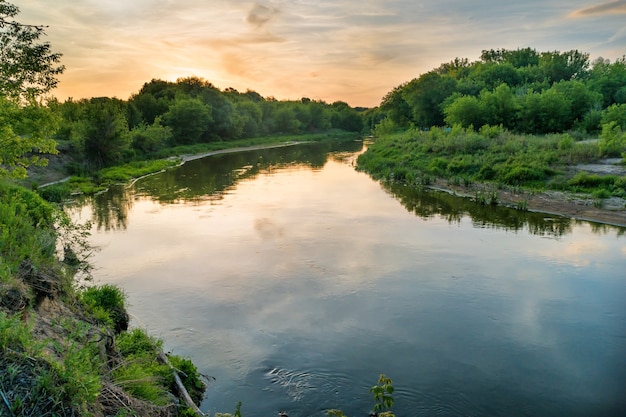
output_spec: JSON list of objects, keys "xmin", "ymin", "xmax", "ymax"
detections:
[{"xmin": 17, "ymin": 0, "xmax": 626, "ymax": 107}]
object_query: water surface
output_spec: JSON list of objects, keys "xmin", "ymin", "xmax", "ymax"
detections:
[{"xmin": 70, "ymin": 141, "xmax": 626, "ymax": 417}]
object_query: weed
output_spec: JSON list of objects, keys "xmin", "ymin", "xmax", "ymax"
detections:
[
  {"xmin": 81, "ymin": 284, "xmax": 128, "ymax": 333},
  {"xmin": 516, "ymin": 200, "xmax": 529, "ymax": 211},
  {"xmin": 370, "ymin": 374, "xmax": 395, "ymax": 417}
]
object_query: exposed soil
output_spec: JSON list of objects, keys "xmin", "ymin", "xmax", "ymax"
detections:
[{"xmin": 429, "ymin": 179, "xmax": 626, "ymax": 228}]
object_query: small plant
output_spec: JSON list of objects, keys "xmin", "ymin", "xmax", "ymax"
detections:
[
  {"xmin": 516, "ymin": 200, "xmax": 529, "ymax": 211},
  {"xmin": 488, "ymin": 191, "xmax": 499, "ymax": 206},
  {"xmin": 370, "ymin": 374, "xmax": 395, "ymax": 417}
]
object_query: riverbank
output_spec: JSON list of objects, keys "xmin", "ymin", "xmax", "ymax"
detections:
[
  {"xmin": 0, "ymin": 184, "xmax": 207, "ymax": 416},
  {"xmin": 426, "ymin": 177, "xmax": 626, "ymax": 228},
  {"xmin": 357, "ymin": 128, "xmax": 626, "ymax": 228}
]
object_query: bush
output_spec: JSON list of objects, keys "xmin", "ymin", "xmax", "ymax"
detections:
[
  {"xmin": 38, "ymin": 183, "xmax": 72, "ymax": 203},
  {"xmin": 80, "ymin": 284, "xmax": 128, "ymax": 333},
  {"xmin": 598, "ymin": 122, "xmax": 625, "ymax": 157},
  {"xmin": 501, "ymin": 165, "xmax": 548, "ymax": 184}
]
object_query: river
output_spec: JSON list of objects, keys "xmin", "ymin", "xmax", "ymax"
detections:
[{"xmin": 68, "ymin": 140, "xmax": 626, "ymax": 417}]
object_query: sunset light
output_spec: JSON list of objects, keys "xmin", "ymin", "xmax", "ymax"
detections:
[{"xmin": 20, "ymin": 0, "xmax": 626, "ymax": 107}]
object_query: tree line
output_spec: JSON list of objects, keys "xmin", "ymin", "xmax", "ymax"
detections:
[
  {"xmin": 48, "ymin": 78, "xmax": 364, "ymax": 172},
  {"xmin": 370, "ymin": 48, "xmax": 626, "ymax": 135}
]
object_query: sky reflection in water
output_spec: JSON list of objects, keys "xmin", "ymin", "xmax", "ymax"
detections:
[{"xmin": 70, "ymin": 142, "xmax": 626, "ymax": 417}]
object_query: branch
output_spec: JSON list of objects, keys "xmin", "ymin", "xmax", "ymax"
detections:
[{"xmin": 156, "ymin": 350, "xmax": 206, "ymax": 416}]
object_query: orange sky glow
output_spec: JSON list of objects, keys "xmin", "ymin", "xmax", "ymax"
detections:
[{"xmin": 19, "ymin": 0, "xmax": 626, "ymax": 107}]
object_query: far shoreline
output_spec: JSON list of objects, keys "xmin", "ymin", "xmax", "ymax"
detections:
[{"xmin": 35, "ymin": 139, "xmax": 626, "ymax": 228}]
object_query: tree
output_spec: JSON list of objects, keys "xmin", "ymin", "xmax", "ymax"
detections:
[
  {"xmin": 79, "ymin": 98, "xmax": 131, "ymax": 168},
  {"xmin": 0, "ymin": 0, "xmax": 64, "ymax": 100},
  {"xmin": 443, "ymin": 95, "xmax": 485, "ymax": 128},
  {"xmin": 380, "ymin": 83, "xmax": 412, "ymax": 126},
  {"xmin": 163, "ymin": 98, "xmax": 212, "ymax": 144},
  {"xmin": 0, "ymin": 96, "xmax": 59, "ymax": 178},
  {"xmin": 0, "ymin": 0, "xmax": 62, "ymax": 179},
  {"xmin": 480, "ymin": 83, "xmax": 518, "ymax": 128},
  {"xmin": 402, "ymin": 72, "xmax": 458, "ymax": 128}
]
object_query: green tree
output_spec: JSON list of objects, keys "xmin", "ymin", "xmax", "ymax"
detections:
[
  {"xmin": 480, "ymin": 83, "xmax": 518, "ymax": 128},
  {"xmin": 380, "ymin": 83, "xmax": 412, "ymax": 126},
  {"xmin": 79, "ymin": 98, "xmax": 131, "ymax": 168},
  {"xmin": 589, "ymin": 57, "xmax": 626, "ymax": 106},
  {"xmin": 601, "ymin": 103, "xmax": 626, "ymax": 130},
  {"xmin": 443, "ymin": 94, "xmax": 485, "ymax": 128},
  {"xmin": 330, "ymin": 101, "xmax": 364, "ymax": 132},
  {"xmin": 0, "ymin": 97, "xmax": 59, "ymax": 178},
  {"xmin": 552, "ymin": 80, "xmax": 601, "ymax": 123},
  {"xmin": 598, "ymin": 121, "xmax": 625, "ymax": 157},
  {"xmin": 518, "ymin": 89, "xmax": 572, "ymax": 134},
  {"xmin": 402, "ymin": 71, "xmax": 458, "ymax": 128},
  {"xmin": 0, "ymin": 0, "xmax": 62, "ymax": 179},
  {"xmin": 539, "ymin": 50, "xmax": 590, "ymax": 84},
  {"xmin": 0, "ymin": 0, "xmax": 64, "ymax": 100},
  {"xmin": 129, "ymin": 117, "xmax": 173, "ymax": 154},
  {"xmin": 234, "ymin": 101, "xmax": 262, "ymax": 137},
  {"xmin": 163, "ymin": 98, "xmax": 212, "ymax": 144}
]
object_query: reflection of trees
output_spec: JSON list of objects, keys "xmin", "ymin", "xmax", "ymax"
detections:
[
  {"xmin": 134, "ymin": 141, "xmax": 360, "ymax": 203},
  {"xmin": 91, "ymin": 186, "xmax": 134, "ymax": 231},
  {"xmin": 71, "ymin": 140, "xmax": 363, "ymax": 230},
  {"xmin": 382, "ymin": 182, "xmax": 576, "ymax": 237}
]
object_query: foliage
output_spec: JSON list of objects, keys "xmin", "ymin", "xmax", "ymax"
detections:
[
  {"xmin": 52, "ymin": 77, "xmax": 365, "ymax": 182},
  {"xmin": 0, "ymin": 0, "xmax": 64, "ymax": 100},
  {"xmin": 598, "ymin": 121, "xmax": 626, "ymax": 157},
  {"xmin": 113, "ymin": 327, "xmax": 206, "ymax": 410},
  {"xmin": 163, "ymin": 97, "xmax": 212, "ymax": 144},
  {"xmin": 327, "ymin": 374, "xmax": 395, "ymax": 417},
  {"xmin": 0, "ymin": 183, "xmax": 56, "ymax": 273},
  {"xmin": 358, "ymin": 126, "xmax": 623, "ymax": 198},
  {"xmin": 373, "ymin": 118, "xmax": 397, "ymax": 136},
  {"xmin": 129, "ymin": 117, "xmax": 173, "ymax": 154},
  {"xmin": 0, "ymin": 96, "xmax": 59, "ymax": 179},
  {"xmin": 169, "ymin": 355, "xmax": 206, "ymax": 405},
  {"xmin": 370, "ymin": 374, "xmax": 395, "ymax": 416},
  {"xmin": 80, "ymin": 284, "xmax": 128, "ymax": 332},
  {"xmin": 77, "ymin": 97, "xmax": 131, "ymax": 169},
  {"xmin": 376, "ymin": 47, "xmax": 626, "ymax": 136},
  {"xmin": 113, "ymin": 328, "xmax": 172, "ymax": 405}
]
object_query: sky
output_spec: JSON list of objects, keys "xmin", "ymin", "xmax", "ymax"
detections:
[{"xmin": 17, "ymin": 0, "xmax": 626, "ymax": 107}]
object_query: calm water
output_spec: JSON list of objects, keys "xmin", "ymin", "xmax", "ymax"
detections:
[{"xmin": 69, "ymin": 141, "xmax": 626, "ymax": 417}]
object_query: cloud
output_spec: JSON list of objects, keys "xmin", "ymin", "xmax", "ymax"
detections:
[
  {"xmin": 17, "ymin": 0, "xmax": 626, "ymax": 107},
  {"xmin": 570, "ymin": 0, "xmax": 626, "ymax": 16},
  {"xmin": 247, "ymin": 2, "xmax": 279, "ymax": 27}
]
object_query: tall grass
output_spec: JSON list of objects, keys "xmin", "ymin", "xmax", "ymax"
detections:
[{"xmin": 357, "ymin": 126, "xmax": 624, "ymax": 197}]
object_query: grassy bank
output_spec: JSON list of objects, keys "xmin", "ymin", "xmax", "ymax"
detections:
[
  {"xmin": 0, "ymin": 183, "xmax": 206, "ymax": 416},
  {"xmin": 357, "ymin": 125, "xmax": 626, "ymax": 203}
]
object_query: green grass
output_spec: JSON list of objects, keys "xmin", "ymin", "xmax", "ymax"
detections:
[{"xmin": 357, "ymin": 125, "xmax": 625, "ymax": 198}]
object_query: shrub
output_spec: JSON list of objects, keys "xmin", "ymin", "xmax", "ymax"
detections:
[
  {"xmin": 502, "ymin": 165, "xmax": 548, "ymax": 184},
  {"xmin": 598, "ymin": 122, "xmax": 625, "ymax": 157},
  {"xmin": 81, "ymin": 284, "xmax": 128, "ymax": 333}
]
